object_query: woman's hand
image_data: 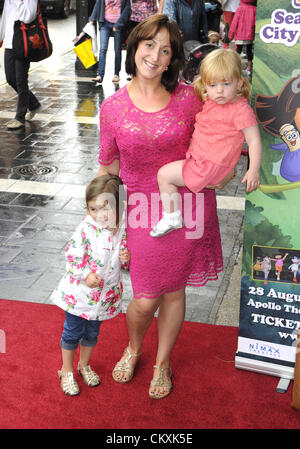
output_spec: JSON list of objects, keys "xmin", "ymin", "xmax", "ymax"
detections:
[
  {"xmin": 97, "ymin": 160, "xmax": 120, "ymax": 177},
  {"xmin": 206, "ymin": 168, "xmax": 235, "ymax": 190},
  {"xmin": 119, "ymin": 249, "xmax": 130, "ymax": 264}
]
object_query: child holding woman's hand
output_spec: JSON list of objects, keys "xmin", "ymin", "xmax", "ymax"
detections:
[{"xmin": 51, "ymin": 175, "xmax": 129, "ymax": 396}]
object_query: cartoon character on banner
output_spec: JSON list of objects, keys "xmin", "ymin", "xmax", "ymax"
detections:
[
  {"xmin": 288, "ymin": 256, "xmax": 300, "ymax": 283},
  {"xmin": 253, "ymin": 256, "xmax": 261, "ymax": 275},
  {"xmin": 270, "ymin": 252, "xmax": 289, "ymax": 281},
  {"xmin": 253, "ymin": 255, "xmax": 271, "ymax": 284},
  {"xmin": 254, "ymin": 76, "xmax": 300, "ymax": 193},
  {"xmin": 260, "ymin": 256, "xmax": 272, "ymax": 285}
]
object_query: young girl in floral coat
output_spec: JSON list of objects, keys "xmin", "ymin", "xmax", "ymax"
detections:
[{"xmin": 51, "ymin": 175, "xmax": 130, "ymax": 396}]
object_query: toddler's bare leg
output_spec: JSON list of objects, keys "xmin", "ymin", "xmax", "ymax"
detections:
[
  {"xmin": 150, "ymin": 161, "xmax": 186, "ymax": 237},
  {"xmin": 157, "ymin": 160, "xmax": 185, "ymax": 213},
  {"xmin": 61, "ymin": 348, "xmax": 76, "ymax": 373}
]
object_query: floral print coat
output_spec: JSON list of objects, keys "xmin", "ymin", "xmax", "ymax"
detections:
[{"xmin": 51, "ymin": 215, "xmax": 128, "ymax": 321}]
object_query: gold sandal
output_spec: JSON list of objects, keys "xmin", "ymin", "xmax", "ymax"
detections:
[
  {"xmin": 112, "ymin": 346, "xmax": 141, "ymax": 383},
  {"xmin": 58, "ymin": 370, "xmax": 80, "ymax": 396},
  {"xmin": 149, "ymin": 365, "xmax": 172, "ymax": 399},
  {"xmin": 77, "ymin": 363, "xmax": 101, "ymax": 387}
]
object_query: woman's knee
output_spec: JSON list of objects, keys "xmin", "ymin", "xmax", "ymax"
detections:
[
  {"xmin": 129, "ymin": 296, "xmax": 161, "ymax": 318},
  {"xmin": 162, "ymin": 289, "xmax": 185, "ymax": 304}
]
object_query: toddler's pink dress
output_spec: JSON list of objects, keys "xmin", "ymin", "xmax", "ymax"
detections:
[
  {"xmin": 99, "ymin": 83, "xmax": 223, "ymax": 299},
  {"xmin": 183, "ymin": 97, "xmax": 257, "ymax": 194}
]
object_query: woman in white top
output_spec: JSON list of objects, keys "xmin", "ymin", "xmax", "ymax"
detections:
[{"xmin": 0, "ymin": 0, "xmax": 41, "ymax": 130}]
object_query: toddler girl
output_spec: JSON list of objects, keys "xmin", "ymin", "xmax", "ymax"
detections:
[
  {"xmin": 150, "ymin": 48, "xmax": 262, "ymax": 237},
  {"xmin": 51, "ymin": 174, "xmax": 130, "ymax": 395}
]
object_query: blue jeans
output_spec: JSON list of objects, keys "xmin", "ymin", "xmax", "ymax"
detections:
[
  {"xmin": 60, "ymin": 311, "xmax": 102, "ymax": 350},
  {"xmin": 98, "ymin": 20, "xmax": 122, "ymax": 78}
]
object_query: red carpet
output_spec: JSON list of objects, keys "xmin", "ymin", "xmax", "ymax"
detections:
[{"xmin": 0, "ymin": 298, "xmax": 299, "ymax": 429}]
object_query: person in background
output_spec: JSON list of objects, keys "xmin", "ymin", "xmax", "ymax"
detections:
[
  {"xmin": 219, "ymin": 13, "xmax": 225, "ymax": 40},
  {"xmin": 89, "ymin": 0, "xmax": 131, "ymax": 84},
  {"xmin": 228, "ymin": 0, "xmax": 257, "ymax": 76},
  {"xmin": 163, "ymin": 0, "xmax": 208, "ymax": 42},
  {"xmin": 205, "ymin": 1, "xmax": 223, "ymax": 33},
  {"xmin": 0, "ymin": 0, "xmax": 41, "ymax": 130},
  {"xmin": 122, "ymin": 0, "xmax": 159, "ymax": 58},
  {"xmin": 208, "ymin": 30, "xmax": 221, "ymax": 46},
  {"xmin": 222, "ymin": 0, "xmax": 239, "ymax": 47},
  {"xmin": 128, "ymin": 0, "xmax": 159, "ymax": 30}
]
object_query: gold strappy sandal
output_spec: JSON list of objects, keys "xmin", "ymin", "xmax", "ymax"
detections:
[
  {"xmin": 112, "ymin": 346, "xmax": 141, "ymax": 383},
  {"xmin": 149, "ymin": 365, "xmax": 172, "ymax": 399},
  {"xmin": 58, "ymin": 370, "xmax": 80, "ymax": 396},
  {"xmin": 77, "ymin": 363, "xmax": 101, "ymax": 387}
]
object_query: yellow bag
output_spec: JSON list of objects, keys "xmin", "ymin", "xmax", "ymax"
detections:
[{"xmin": 73, "ymin": 38, "xmax": 97, "ymax": 69}]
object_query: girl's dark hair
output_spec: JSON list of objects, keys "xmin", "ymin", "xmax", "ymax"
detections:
[
  {"xmin": 86, "ymin": 175, "xmax": 126, "ymax": 226},
  {"xmin": 125, "ymin": 14, "xmax": 184, "ymax": 92}
]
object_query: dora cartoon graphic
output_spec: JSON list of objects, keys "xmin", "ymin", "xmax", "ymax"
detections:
[
  {"xmin": 255, "ymin": 76, "xmax": 300, "ymax": 185},
  {"xmin": 270, "ymin": 252, "xmax": 289, "ymax": 281}
]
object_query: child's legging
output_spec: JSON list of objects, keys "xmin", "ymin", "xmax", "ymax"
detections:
[{"xmin": 236, "ymin": 43, "xmax": 254, "ymax": 62}]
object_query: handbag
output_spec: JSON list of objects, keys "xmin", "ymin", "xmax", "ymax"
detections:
[
  {"xmin": 12, "ymin": 2, "xmax": 53, "ymax": 62},
  {"xmin": 73, "ymin": 35, "xmax": 97, "ymax": 69}
]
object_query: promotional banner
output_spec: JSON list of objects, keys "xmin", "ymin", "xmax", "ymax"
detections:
[{"xmin": 235, "ymin": 0, "xmax": 300, "ymax": 384}]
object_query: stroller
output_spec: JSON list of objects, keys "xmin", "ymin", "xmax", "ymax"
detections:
[{"xmin": 181, "ymin": 40, "xmax": 218, "ymax": 84}]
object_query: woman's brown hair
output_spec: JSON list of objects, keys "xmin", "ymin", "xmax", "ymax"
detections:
[
  {"xmin": 86, "ymin": 175, "xmax": 126, "ymax": 226},
  {"xmin": 125, "ymin": 14, "xmax": 184, "ymax": 92}
]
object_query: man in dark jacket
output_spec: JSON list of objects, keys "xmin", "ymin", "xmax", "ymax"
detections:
[
  {"xmin": 163, "ymin": 0, "xmax": 208, "ymax": 42},
  {"xmin": 89, "ymin": 0, "xmax": 131, "ymax": 83}
]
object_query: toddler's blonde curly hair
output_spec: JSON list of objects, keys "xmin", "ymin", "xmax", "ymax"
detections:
[{"xmin": 194, "ymin": 48, "xmax": 252, "ymax": 102}]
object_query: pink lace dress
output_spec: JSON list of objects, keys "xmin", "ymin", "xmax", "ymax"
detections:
[{"xmin": 99, "ymin": 83, "xmax": 223, "ymax": 299}]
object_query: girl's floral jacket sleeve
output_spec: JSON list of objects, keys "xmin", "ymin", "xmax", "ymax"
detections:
[{"xmin": 65, "ymin": 226, "xmax": 92, "ymax": 281}]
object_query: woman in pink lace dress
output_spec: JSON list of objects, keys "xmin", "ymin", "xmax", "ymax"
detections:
[{"xmin": 98, "ymin": 14, "xmax": 234, "ymax": 399}]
